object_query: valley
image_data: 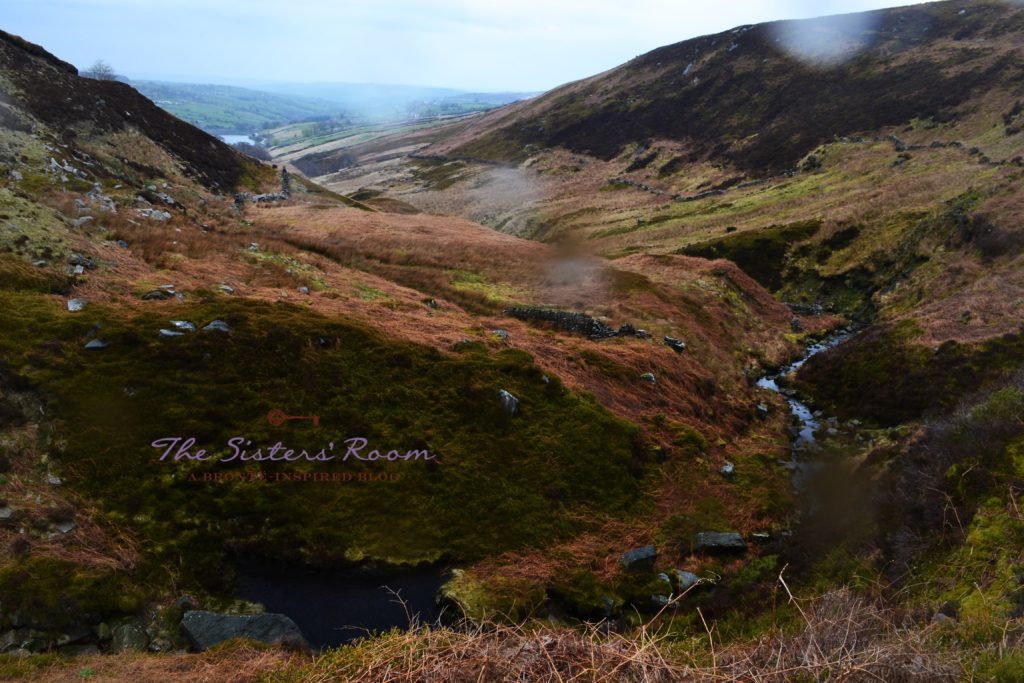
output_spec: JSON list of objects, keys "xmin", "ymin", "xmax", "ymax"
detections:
[{"xmin": 1, "ymin": 0, "xmax": 1024, "ymax": 680}]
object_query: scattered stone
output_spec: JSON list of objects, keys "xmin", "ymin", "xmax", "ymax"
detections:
[
  {"xmin": 674, "ymin": 570, "xmax": 701, "ymax": 592},
  {"xmin": 159, "ymin": 329, "xmax": 185, "ymax": 339},
  {"xmin": 755, "ymin": 403, "xmax": 770, "ymax": 419},
  {"xmin": 55, "ymin": 521, "xmax": 76, "ymax": 534},
  {"xmin": 424, "ymin": 298, "xmax": 437, "ymax": 309},
  {"xmin": 790, "ymin": 317, "xmax": 804, "ymax": 332},
  {"xmin": 693, "ymin": 531, "xmax": 747, "ymax": 555},
  {"xmin": 498, "ymin": 389, "xmax": 519, "ymax": 417},
  {"xmin": 664, "ymin": 336, "xmax": 686, "ymax": 353},
  {"xmin": 170, "ymin": 320, "xmax": 196, "ymax": 332},
  {"xmin": 218, "ymin": 283, "xmax": 235, "ymax": 294},
  {"xmin": 720, "ymin": 462, "xmax": 736, "ymax": 479},
  {"xmin": 141, "ymin": 209, "xmax": 172, "ymax": 222},
  {"xmin": 84, "ymin": 339, "xmax": 108, "ymax": 350},
  {"xmin": 32, "ymin": 260, "xmax": 48, "ymax": 267},
  {"xmin": 71, "ymin": 265, "xmax": 85, "ymax": 275},
  {"xmin": 111, "ymin": 622, "xmax": 149, "ymax": 652},
  {"xmin": 47, "ymin": 474, "xmax": 62, "ymax": 486},
  {"xmin": 635, "ymin": 329, "xmax": 652, "ymax": 339},
  {"xmin": 141, "ymin": 289, "xmax": 174, "ymax": 301},
  {"xmin": 751, "ymin": 531, "xmax": 772, "ymax": 543},
  {"xmin": 180, "ymin": 611, "xmax": 305, "ymax": 652},
  {"xmin": 116, "ymin": 240, "xmax": 129, "ymax": 248},
  {"xmin": 203, "ymin": 320, "xmax": 232, "ymax": 333},
  {"xmin": 248, "ymin": 242, "xmax": 260, "ymax": 252},
  {"xmin": 492, "ymin": 329, "xmax": 510, "ymax": 342},
  {"xmin": 67, "ymin": 298, "xmax": 87, "ymax": 312},
  {"xmin": 640, "ymin": 372, "xmax": 657, "ymax": 384},
  {"xmin": 619, "ymin": 545, "xmax": 657, "ymax": 572},
  {"xmin": 932, "ymin": 612, "xmax": 956, "ymax": 626},
  {"xmin": 73, "ymin": 216, "xmax": 94, "ymax": 228},
  {"xmin": 0, "ymin": 507, "xmax": 12, "ymax": 520},
  {"xmin": 56, "ymin": 626, "xmax": 91, "ymax": 646},
  {"xmin": 67, "ymin": 252, "xmax": 96, "ymax": 269}
]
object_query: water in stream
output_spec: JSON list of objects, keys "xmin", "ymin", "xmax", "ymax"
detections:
[
  {"xmin": 756, "ymin": 329, "xmax": 855, "ymax": 500},
  {"xmin": 236, "ymin": 564, "xmax": 450, "ymax": 650}
]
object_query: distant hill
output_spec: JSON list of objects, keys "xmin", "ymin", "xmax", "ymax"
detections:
[
  {"xmin": 130, "ymin": 80, "xmax": 347, "ymax": 134},
  {"xmin": 431, "ymin": 0, "xmax": 1024, "ymax": 174}
]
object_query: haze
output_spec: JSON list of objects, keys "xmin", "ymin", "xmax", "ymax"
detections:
[{"xmin": 7, "ymin": 0, "xmax": 916, "ymax": 92}]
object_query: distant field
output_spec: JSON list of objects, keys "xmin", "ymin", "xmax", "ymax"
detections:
[{"xmin": 131, "ymin": 80, "xmax": 346, "ymax": 134}]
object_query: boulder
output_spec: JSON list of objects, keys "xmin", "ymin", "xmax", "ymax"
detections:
[
  {"xmin": 619, "ymin": 545, "xmax": 657, "ymax": 572},
  {"xmin": 664, "ymin": 336, "xmax": 686, "ymax": 353},
  {"xmin": 67, "ymin": 298, "xmax": 87, "ymax": 312},
  {"xmin": 693, "ymin": 531, "xmax": 747, "ymax": 555},
  {"xmin": 159, "ymin": 329, "xmax": 185, "ymax": 339},
  {"xmin": 180, "ymin": 610, "xmax": 305, "ymax": 652},
  {"xmin": 170, "ymin": 320, "xmax": 196, "ymax": 332},
  {"xmin": 203, "ymin": 320, "xmax": 231, "ymax": 333},
  {"xmin": 498, "ymin": 389, "xmax": 519, "ymax": 417},
  {"xmin": 673, "ymin": 570, "xmax": 701, "ymax": 592},
  {"xmin": 111, "ymin": 622, "xmax": 149, "ymax": 652}
]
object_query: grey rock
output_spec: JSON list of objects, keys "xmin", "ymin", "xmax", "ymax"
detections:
[
  {"xmin": 47, "ymin": 474, "xmax": 62, "ymax": 486},
  {"xmin": 141, "ymin": 289, "xmax": 174, "ymax": 301},
  {"xmin": 492, "ymin": 329, "xmax": 510, "ymax": 342},
  {"xmin": 111, "ymin": 622, "xmax": 149, "ymax": 652},
  {"xmin": 67, "ymin": 253, "xmax": 96, "ymax": 269},
  {"xmin": 640, "ymin": 372, "xmax": 657, "ymax": 384},
  {"xmin": 84, "ymin": 339, "xmax": 109, "ymax": 350},
  {"xmin": 755, "ymin": 403, "xmax": 770, "ymax": 419},
  {"xmin": 141, "ymin": 209, "xmax": 172, "ymax": 222},
  {"xmin": 71, "ymin": 265, "xmax": 85, "ymax": 275},
  {"xmin": 116, "ymin": 240, "xmax": 129, "ymax": 248},
  {"xmin": 248, "ymin": 242, "xmax": 260, "ymax": 252},
  {"xmin": 32, "ymin": 260, "xmax": 48, "ymax": 267},
  {"xmin": 0, "ymin": 507, "xmax": 12, "ymax": 520},
  {"xmin": 55, "ymin": 521, "xmax": 76, "ymax": 534},
  {"xmin": 159, "ymin": 329, "xmax": 185, "ymax": 339},
  {"xmin": 218, "ymin": 284, "xmax": 235, "ymax": 294},
  {"xmin": 664, "ymin": 336, "xmax": 686, "ymax": 353},
  {"xmin": 298, "ymin": 286, "xmax": 309, "ymax": 295},
  {"xmin": 202, "ymin": 320, "xmax": 231, "ymax": 333},
  {"xmin": 498, "ymin": 389, "xmax": 519, "ymax": 417},
  {"xmin": 673, "ymin": 570, "xmax": 701, "ymax": 591},
  {"xmin": 180, "ymin": 610, "xmax": 305, "ymax": 652},
  {"xmin": 67, "ymin": 298, "xmax": 87, "ymax": 312},
  {"xmin": 720, "ymin": 462, "xmax": 736, "ymax": 479},
  {"xmin": 635, "ymin": 329, "xmax": 652, "ymax": 339},
  {"xmin": 693, "ymin": 531, "xmax": 747, "ymax": 555},
  {"xmin": 56, "ymin": 626, "xmax": 91, "ymax": 646},
  {"xmin": 932, "ymin": 612, "xmax": 956, "ymax": 626},
  {"xmin": 619, "ymin": 545, "xmax": 657, "ymax": 572},
  {"xmin": 0, "ymin": 629, "xmax": 26, "ymax": 652},
  {"xmin": 170, "ymin": 320, "xmax": 196, "ymax": 332}
]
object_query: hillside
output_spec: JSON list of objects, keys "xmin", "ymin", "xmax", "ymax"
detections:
[{"xmin": 129, "ymin": 81, "xmax": 347, "ymax": 134}]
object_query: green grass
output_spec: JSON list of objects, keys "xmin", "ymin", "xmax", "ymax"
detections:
[{"xmin": 0, "ymin": 257, "xmax": 646, "ymax": 598}]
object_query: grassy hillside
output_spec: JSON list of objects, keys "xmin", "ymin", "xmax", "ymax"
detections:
[{"xmin": 130, "ymin": 81, "xmax": 347, "ymax": 134}]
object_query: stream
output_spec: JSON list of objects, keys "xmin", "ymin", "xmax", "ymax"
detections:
[{"xmin": 756, "ymin": 328, "xmax": 856, "ymax": 504}]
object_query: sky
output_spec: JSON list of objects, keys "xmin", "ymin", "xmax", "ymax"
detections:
[{"xmin": 4, "ymin": 0, "xmax": 922, "ymax": 92}]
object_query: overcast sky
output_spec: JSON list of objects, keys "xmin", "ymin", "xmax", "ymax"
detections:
[{"xmin": 5, "ymin": 0, "xmax": 920, "ymax": 92}]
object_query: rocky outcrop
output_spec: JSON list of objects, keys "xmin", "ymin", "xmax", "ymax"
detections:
[
  {"xmin": 179, "ymin": 610, "xmax": 305, "ymax": 652},
  {"xmin": 505, "ymin": 307, "xmax": 651, "ymax": 341}
]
